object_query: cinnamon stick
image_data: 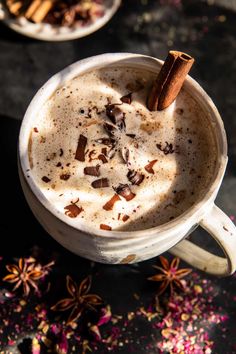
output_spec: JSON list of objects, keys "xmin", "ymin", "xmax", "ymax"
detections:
[{"xmin": 147, "ymin": 51, "xmax": 194, "ymax": 111}]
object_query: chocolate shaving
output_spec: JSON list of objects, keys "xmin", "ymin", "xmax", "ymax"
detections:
[
  {"xmin": 114, "ymin": 184, "xmax": 136, "ymax": 201},
  {"xmin": 121, "ymin": 147, "xmax": 130, "ymax": 165},
  {"xmin": 59, "ymin": 148, "xmax": 64, "ymax": 157},
  {"xmin": 42, "ymin": 176, "xmax": 51, "ymax": 183},
  {"xmin": 156, "ymin": 142, "xmax": 174, "ymax": 155},
  {"xmin": 100, "ymin": 224, "xmax": 112, "ymax": 231},
  {"xmin": 105, "ymin": 104, "xmax": 126, "ymax": 130},
  {"xmin": 34, "ymin": 127, "xmax": 38, "ymax": 133},
  {"xmin": 127, "ymin": 170, "xmax": 145, "ymax": 185},
  {"xmin": 107, "ymin": 148, "xmax": 116, "ymax": 159},
  {"xmin": 103, "ymin": 194, "xmax": 121, "ymax": 211},
  {"xmin": 122, "ymin": 214, "xmax": 130, "ymax": 222},
  {"xmin": 91, "ymin": 178, "xmax": 109, "ymax": 189},
  {"xmin": 120, "ymin": 93, "xmax": 132, "ymax": 104},
  {"xmin": 60, "ymin": 173, "xmax": 70, "ymax": 181},
  {"xmin": 145, "ymin": 160, "xmax": 157, "ymax": 174},
  {"xmin": 88, "ymin": 150, "xmax": 96, "ymax": 162},
  {"xmin": 102, "ymin": 147, "xmax": 107, "ymax": 156},
  {"xmin": 64, "ymin": 204, "xmax": 83, "ymax": 218},
  {"xmin": 103, "ymin": 122, "xmax": 117, "ymax": 136},
  {"xmin": 98, "ymin": 154, "xmax": 108, "ymax": 164},
  {"xmin": 95, "ymin": 138, "xmax": 116, "ymax": 147},
  {"xmin": 84, "ymin": 165, "xmax": 100, "ymax": 177},
  {"xmin": 126, "ymin": 134, "xmax": 136, "ymax": 139},
  {"xmin": 75, "ymin": 134, "xmax": 87, "ymax": 161}
]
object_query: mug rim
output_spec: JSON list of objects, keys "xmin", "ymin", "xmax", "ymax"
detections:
[{"xmin": 19, "ymin": 52, "xmax": 228, "ymax": 238}]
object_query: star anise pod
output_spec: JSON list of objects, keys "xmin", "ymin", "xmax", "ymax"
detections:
[
  {"xmin": 148, "ymin": 256, "xmax": 192, "ymax": 296},
  {"xmin": 3, "ymin": 257, "xmax": 54, "ymax": 296},
  {"xmin": 51, "ymin": 275, "xmax": 102, "ymax": 324}
]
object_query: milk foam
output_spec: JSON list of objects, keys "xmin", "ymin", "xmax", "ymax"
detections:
[{"xmin": 28, "ymin": 66, "xmax": 217, "ymax": 231}]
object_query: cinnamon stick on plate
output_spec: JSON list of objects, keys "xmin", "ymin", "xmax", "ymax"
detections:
[
  {"xmin": 25, "ymin": 0, "xmax": 54, "ymax": 23},
  {"xmin": 147, "ymin": 51, "xmax": 194, "ymax": 111}
]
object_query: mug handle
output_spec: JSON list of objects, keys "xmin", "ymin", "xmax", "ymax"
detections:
[{"xmin": 169, "ymin": 204, "xmax": 236, "ymax": 276}]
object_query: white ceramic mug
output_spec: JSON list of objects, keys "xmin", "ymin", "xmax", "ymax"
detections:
[{"xmin": 18, "ymin": 53, "xmax": 236, "ymax": 275}]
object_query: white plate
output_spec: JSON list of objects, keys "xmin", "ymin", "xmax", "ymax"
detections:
[{"xmin": 0, "ymin": 0, "xmax": 121, "ymax": 41}]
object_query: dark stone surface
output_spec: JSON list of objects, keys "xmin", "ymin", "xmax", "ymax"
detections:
[{"xmin": 0, "ymin": 0, "xmax": 236, "ymax": 352}]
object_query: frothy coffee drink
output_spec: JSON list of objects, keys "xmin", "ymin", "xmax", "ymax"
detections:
[{"xmin": 28, "ymin": 66, "xmax": 217, "ymax": 231}]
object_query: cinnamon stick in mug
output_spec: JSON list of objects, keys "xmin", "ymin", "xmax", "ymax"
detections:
[{"xmin": 147, "ymin": 51, "xmax": 194, "ymax": 111}]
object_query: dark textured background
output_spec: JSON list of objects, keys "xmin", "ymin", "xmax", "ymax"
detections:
[{"xmin": 0, "ymin": 0, "xmax": 236, "ymax": 352}]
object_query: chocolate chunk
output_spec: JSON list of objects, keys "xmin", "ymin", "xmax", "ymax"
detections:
[
  {"xmin": 95, "ymin": 138, "xmax": 116, "ymax": 147},
  {"xmin": 91, "ymin": 178, "xmax": 109, "ymax": 189},
  {"xmin": 103, "ymin": 194, "xmax": 121, "ymax": 211},
  {"xmin": 122, "ymin": 214, "xmax": 130, "ymax": 222},
  {"xmin": 34, "ymin": 127, "xmax": 38, "ymax": 133},
  {"xmin": 75, "ymin": 134, "xmax": 87, "ymax": 161},
  {"xmin": 56, "ymin": 162, "xmax": 62, "ymax": 167},
  {"xmin": 42, "ymin": 176, "xmax": 51, "ymax": 183},
  {"xmin": 145, "ymin": 160, "xmax": 157, "ymax": 174},
  {"xmin": 60, "ymin": 173, "xmax": 70, "ymax": 181},
  {"xmin": 105, "ymin": 104, "xmax": 126, "ymax": 130},
  {"xmin": 156, "ymin": 142, "xmax": 174, "ymax": 155},
  {"xmin": 84, "ymin": 165, "xmax": 100, "ymax": 177},
  {"xmin": 127, "ymin": 170, "xmax": 145, "ymax": 185},
  {"xmin": 120, "ymin": 93, "xmax": 132, "ymax": 104},
  {"xmin": 100, "ymin": 224, "xmax": 112, "ymax": 231},
  {"xmin": 98, "ymin": 154, "xmax": 108, "ymax": 164},
  {"xmin": 126, "ymin": 134, "xmax": 136, "ymax": 139},
  {"xmin": 114, "ymin": 184, "xmax": 136, "ymax": 201},
  {"xmin": 64, "ymin": 204, "xmax": 83, "ymax": 218}
]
